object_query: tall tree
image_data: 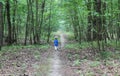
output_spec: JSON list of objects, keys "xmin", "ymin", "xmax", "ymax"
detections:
[
  {"xmin": 6, "ymin": 0, "xmax": 12, "ymax": 45},
  {"xmin": 34, "ymin": 0, "xmax": 39, "ymax": 44},
  {"xmin": 12, "ymin": 0, "xmax": 17, "ymax": 43},
  {"xmin": 0, "ymin": 2, "xmax": 3, "ymax": 50},
  {"xmin": 39, "ymin": 0, "xmax": 46, "ymax": 42},
  {"xmin": 47, "ymin": 0, "xmax": 52, "ymax": 43},
  {"xmin": 24, "ymin": 0, "xmax": 31, "ymax": 45},
  {"xmin": 93, "ymin": 0, "xmax": 102, "ymax": 40},
  {"xmin": 86, "ymin": 0, "xmax": 92, "ymax": 41},
  {"xmin": 93, "ymin": 0, "xmax": 106, "ymax": 51},
  {"xmin": 118, "ymin": 0, "xmax": 120, "ymax": 40}
]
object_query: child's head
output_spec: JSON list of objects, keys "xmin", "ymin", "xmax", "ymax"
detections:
[
  {"xmin": 55, "ymin": 38, "xmax": 57, "ymax": 39},
  {"xmin": 54, "ymin": 36, "xmax": 58, "ymax": 39}
]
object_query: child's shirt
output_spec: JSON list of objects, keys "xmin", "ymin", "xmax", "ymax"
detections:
[{"xmin": 54, "ymin": 39, "xmax": 58, "ymax": 46}]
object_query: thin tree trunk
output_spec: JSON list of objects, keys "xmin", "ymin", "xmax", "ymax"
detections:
[
  {"xmin": 12, "ymin": 0, "xmax": 17, "ymax": 43},
  {"xmin": 87, "ymin": 0, "xmax": 92, "ymax": 41},
  {"xmin": 0, "ymin": 2, "xmax": 3, "ymax": 50},
  {"xmin": 47, "ymin": 0, "xmax": 52, "ymax": 43},
  {"xmin": 29, "ymin": 0, "xmax": 34, "ymax": 44},
  {"xmin": 39, "ymin": 0, "xmax": 46, "ymax": 42},
  {"xmin": 93, "ymin": 0, "xmax": 102, "ymax": 41},
  {"xmin": 93, "ymin": 0, "xmax": 102, "ymax": 51},
  {"xmin": 34, "ymin": 0, "xmax": 39, "ymax": 44},
  {"xmin": 24, "ymin": 0, "xmax": 30, "ymax": 45},
  {"xmin": 6, "ymin": 0, "xmax": 12, "ymax": 45},
  {"xmin": 70, "ymin": 15, "xmax": 77, "ymax": 40},
  {"xmin": 24, "ymin": 14, "xmax": 29, "ymax": 45},
  {"xmin": 118, "ymin": 0, "xmax": 120, "ymax": 40}
]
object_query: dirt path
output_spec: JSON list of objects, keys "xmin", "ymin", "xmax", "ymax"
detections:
[
  {"xmin": 49, "ymin": 51, "xmax": 62, "ymax": 76},
  {"xmin": 48, "ymin": 33, "xmax": 65, "ymax": 76},
  {"xmin": 48, "ymin": 33, "xmax": 77, "ymax": 76}
]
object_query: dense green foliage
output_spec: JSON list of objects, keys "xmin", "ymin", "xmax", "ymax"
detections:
[
  {"xmin": 0, "ymin": 0, "xmax": 62, "ymax": 45},
  {"xmin": 0, "ymin": 0, "xmax": 120, "ymax": 51}
]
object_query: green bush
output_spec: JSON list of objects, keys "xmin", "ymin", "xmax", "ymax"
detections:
[
  {"xmin": 65, "ymin": 42, "xmax": 91, "ymax": 50},
  {"xmin": 100, "ymin": 51, "xmax": 112, "ymax": 59},
  {"xmin": 73, "ymin": 59, "xmax": 81, "ymax": 66},
  {"xmin": 89, "ymin": 61, "xmax": 101, "ymax": 67},
  {"xmin": 66, "ymin": 32, "xmax": 75, "ymax": 40}
]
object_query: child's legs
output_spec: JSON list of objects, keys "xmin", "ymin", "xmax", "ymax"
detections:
[
  {"xmin": 54, "ymin": 46, "xmax": 58, "ymax": 50},
  {"xmin": 54, "ymin": 46, "xmax": 57, "ymax": 50}
]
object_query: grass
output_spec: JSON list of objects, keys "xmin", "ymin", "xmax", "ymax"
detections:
[
  {"xmin": 100, "ymin": 51, "xmax": 112, "ymax": 60},
  {"xmin": 65, "ymin": 40, "xmax": 120, "ymax": 50},
  {"xmin": 89, "ymin": 61, "xmax": 101, "ymax": 67},
  {"xmin": 0, "ymin": 44, "xmax": 49, "ymax": 52},
  {"xmin": 65, "ymin": 40, "xmax": 120, "ymax": 64},
  {"xmin": 73, "ymin": 59, "xmax": 81, "ymax": 66},
  {"xmin": 65, "ymin": 42, "xmax": 91, "ymax": 50},
  {"xmin": 65, "ymin": 41, "xmax": 100, "ymax": 51}
]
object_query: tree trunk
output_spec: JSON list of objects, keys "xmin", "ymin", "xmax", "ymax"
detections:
[
  {"xmin": 39, "ymin": 0, "xmax": 46, "ymax": 42},
  {"xmin": 6, "ymin": 0, "xmax": 12, "ymax": 45},
  {"xmin": 93, "ymin": 0, "xmax": 106, "ymax": 51},
  {"xmin": 70, "ymin": 10, "xmax": 78, "ymax": 41},
  {"xmin": 29, "ymin": 0, "xmax": 34, "ymax": 44},
  {"xmin": 0, "ymin": 2, "xmax": 3, "ymax": 50},
  {"xmin": 87, "ymin": 0, "xmax": 92, "ymax": 41},
  {"xmin": 12, "ymin": 0, "xmax": 17, "ymax": 43},
  {"xmin": 24, "ymin": 14, "xmax": 29, "ymax": 45},
  {"xmin": 93, "ymin": 0, "xmax": 102, "ymax": 41},
  {"xmin": 118, "ymin": 0, "xmax": 120, "ymax": 39},
  {"xmin": 47, "ymin": 0, "xmax": 52, "ymax": 43},
  {"xmin": 24, "ymin": 0, "xmax": 30, "ymax": 45},
  {"xmin": 34, "ymin": 0, "xmax": 39, "ymax": 44},
  {"xmin": 70, "ymin": 15, "xmax": 78, "ymax": 41}
]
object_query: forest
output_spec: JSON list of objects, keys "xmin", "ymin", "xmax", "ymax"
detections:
[{"xmin": 0, "ymin": 0, "xmax": 120, "ymax": 76}]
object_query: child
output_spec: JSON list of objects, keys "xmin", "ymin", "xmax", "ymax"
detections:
[{"xmin": 54, "ymin": 37, "xmax": 59, "ymax": 51}]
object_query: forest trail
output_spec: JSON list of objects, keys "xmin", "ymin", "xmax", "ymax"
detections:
[
  {"xmin": 48, "ymin": 33, "xmax": 76, "ymax": 76},
  {"xmin": 49, "ymin": 50, "xmax": 62, "ymax": 76},
  {"xmin": 48, "ymin": 33, "xmax": 66, "ymax": 76}
]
